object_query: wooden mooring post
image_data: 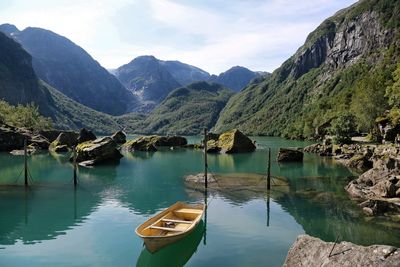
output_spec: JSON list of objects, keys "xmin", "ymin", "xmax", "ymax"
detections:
[
  {"xmin": 73, "ymin": 146, "xmax": 77, "ymax": 186},
  {"xmin": 203, "ymin": 128, "xmax": 208, "ymax": 189},
  {"xmin": 24, "ymin": 137, "xmax": 28, "ymax": 187},
  {"xmin": 267, "ymin": 148, "xmax": 271, "ymax": 190}
]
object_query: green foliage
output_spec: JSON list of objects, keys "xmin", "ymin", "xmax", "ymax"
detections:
[
  {"xmin": 140, "ymin": 82, "xmax": 234, "ymax": 135},
  {"xmin": 42, "ymin": 81, "xmax": 144, "ymax": 134},
  {"xmin": 386, "ymin": 63, "xmax": 400, "ymax": 108},
  {"xmin": 351, "ymin": 71, "xmax": 389, "ymax": 132},
  {"xmin": 214, "ymin": 0, "xmax": 400, "ymax": 139},
  {"xmin": 329, "ymin": 113, "xmax": 356, "ymax": 144},
  {"xmin": 0, "ymin": 100, "xmax": 52, "ymax": 131}
]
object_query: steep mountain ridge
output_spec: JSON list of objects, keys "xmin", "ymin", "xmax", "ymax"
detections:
[
  {"xmin": 115, "ymin": 55, "xmax": 181, "ymax": 112},
  {"xmin": 0, "ymin": 32, "xmax": 51, "ymax": 112},
  {"xmin": 0, "ymin": 24, "xmax": 137, "ymax": 116},
  {"xmin": 159, "ymin": 60, "xmax": 210, "ymax": 85},
  {"xmin": 214, "ymin": 0, "xmax": 400, "ymax": 138},
  {"xmin": 0, "ymin": 31, "xmax": 142, "ymax": 134},
  {"xmin": 115, "ymin": 55, "xmax": 262, "ymax": 112}
]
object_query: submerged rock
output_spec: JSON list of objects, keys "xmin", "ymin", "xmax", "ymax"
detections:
[
  {"xmin": 111, "ymin": 130, "xmax": 127, "ymax": 144},
  {"xmin": 206, "ymin": 129, "xmax": 256, "ymax": 153},
  {"xmin": 73, "ymin": 137, "xmax": 122, "ymax": 166},
  {"xmin": 49, "ymin": 131, "xmax": 79, "ymax": 152},
  {"xmin": 277, "ymin": 148, "xmax": 303, "ymax": 162},
  {"xmin": 284, "ymin": 235, "xmax": 400, "ymax": 267}
]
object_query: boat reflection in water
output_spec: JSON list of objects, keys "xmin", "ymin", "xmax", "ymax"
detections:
[{"xmin": 136, "ymin": 220, "xmax": 204, "ymax": 267}]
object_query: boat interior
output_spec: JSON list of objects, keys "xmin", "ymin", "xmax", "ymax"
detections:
[{"xmin": 141, "ymin": 207, "xmax": 203, "ymax": 237}]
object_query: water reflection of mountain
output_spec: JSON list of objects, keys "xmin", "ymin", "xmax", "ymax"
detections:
[
  {"xmin": 136, "ymin": 220, "xmax": 204, "ymax": 267},
  {"xmin": 0, "ymin": 186, "xmax": 101, "ymax": 245}
]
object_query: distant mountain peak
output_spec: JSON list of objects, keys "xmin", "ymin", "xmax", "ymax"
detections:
[{"xmin": 0, "ymin": 23, "xmax": 19, "ymax": 35}]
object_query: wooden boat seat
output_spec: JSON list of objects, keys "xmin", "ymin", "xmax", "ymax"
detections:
[
  {"xmin": 161, "ymin": 218, "xmax": 192, "ymax": 224},
  {"xmin": 149, "ymin": 225, "xmax": 183, "ymax": 232},
  {"xmin": 174, "ymin": 208, "xmax": 203, "ymax": 214}
]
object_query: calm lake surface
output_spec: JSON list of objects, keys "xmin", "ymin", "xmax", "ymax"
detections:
[{"xmin": 1, "ymin": 136, "xmax": 400, "ymax": 267}]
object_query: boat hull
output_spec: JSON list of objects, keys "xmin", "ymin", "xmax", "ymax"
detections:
[{"xmin": 135, "ymin": 202, "xmax": 205, "ymax": 253}]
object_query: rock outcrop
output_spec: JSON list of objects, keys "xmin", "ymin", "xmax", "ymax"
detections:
[
  {"xmin": 111, "ymin": 130, "xmax": 127, "ymax": 144},
  {"xmin": 73, "ymin": 137, "xmax": 123, "ymax": 166},
  {"xmin": 49, "ymin": 131, "xmax": 79, "ymax": 152},
  {"xmin": 304, "ymin": 142, "xmax": 374, "ymax": 171},
  {"xmin": 38, "ymin": 130, "xmax": 63, "ymax": 143},
  {"xmin": 277, "ymin": 148, "xmax": 303, "ymax": 162},
  {"xmin": 0, "ymin": 124, "xmax": 29, "ymax": 151},
  {"xmin": 121, "ymin": 135, "xmax": 188, "ymax": 152},
  {"xmin": 376, "ymin": 114, "xmax": 400, "ymax": 144},
  {"xmin": 0, "ymin": 123, "xmax": 51, "ymax": 152},
  {"xmin": 206, "ymin": 129, "xmax": 256, "ymax": 153},
  {"xmin": 77, "ymin": 128, "xmax": 96, "ymax": 144},
  {"xmin": 345, "ymin": 145, "xmax": 400, "ymax": 216},
  {"xmin": 122, "ymin": 136, "xmax": 158, "ymax": 152},
  {"xmin": 284, "ymin": 235, "xmax": 400, "ymax": 267},
  {"xmin": 29, "ymin": 134, "xmax": 50, "ymax": 150}
]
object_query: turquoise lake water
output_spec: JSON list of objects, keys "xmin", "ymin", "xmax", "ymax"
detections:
[{"xmin": 0, "ymin": 136, "xmax": 399, "ymax": 267}]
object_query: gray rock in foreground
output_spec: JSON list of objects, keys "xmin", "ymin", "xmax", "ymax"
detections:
[{"xmin": 284, "ymin": 235, "xmax": 400, "ymax": 267}]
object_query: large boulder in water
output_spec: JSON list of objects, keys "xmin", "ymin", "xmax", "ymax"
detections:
[
  {"xmin": 77, "ymin": 128, "xmax": 96, "ymax": 144},
  {"xmin": 153, "ymin": 136, "xmax": 187, "ymax": 147},
  {"xmin": 206, "ymin": 129, "xmax": 256, "ymax": 153},
  {"xmin": 277, "ymin": 148, "xmax": 303, "ymax": 162},
  {"xmin": 73, "ymin": 137, "xmax": 123, "ymax": 166},
  {"xmin": 121, "ymin": 135, "xmax": 188, "ymax": 152},
  {"xmin": 122, "ymin": 136, "xmax": 158, "ymax": 152},
  {"xmin": 111, "ymin": 130, "xmax": 127, "ymax": 144},
  {"xmin": 49, "ymin": 131, "xmax": 79, "ymax": 152}
]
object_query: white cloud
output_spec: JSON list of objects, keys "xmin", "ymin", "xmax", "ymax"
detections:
[{"xmin": 0, "ymin": 0, "xmax": 358, "ymax": 74}]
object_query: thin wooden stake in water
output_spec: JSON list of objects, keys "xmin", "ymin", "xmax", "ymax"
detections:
[
  {"xmin": 267, "ymin": 148, "xmax": 271, "ymax": 190},
  {"xmin": 73, "ymin": 146, "xmax": 77, "ymax": 186},
  {"xmin": 203, "ymin": 128, "xmax": 208, "ymax": 189},
  {"xmin": 266, "ymin": 193, "xmax": 270, "ymax": 227},
  {"xmin": 24, "ymin": 137, "xmax": 28, "ymax": 187}
]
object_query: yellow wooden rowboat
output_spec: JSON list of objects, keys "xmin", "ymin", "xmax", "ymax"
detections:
[{"xmin": 135, "ymin": 201, "xmax": 205, "ymax": 253}]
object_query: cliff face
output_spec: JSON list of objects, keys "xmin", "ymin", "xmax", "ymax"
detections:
[
  {"xmin": 214, "ymin": 0, "xmax": 400, "ymax": 137},
  {"xmin": 292, "ymin": 10, "xmax": 391, "ymax": 78},
  {"xmin": 0, "ymin": 32, "xmax": 50, "ymax": 110}
]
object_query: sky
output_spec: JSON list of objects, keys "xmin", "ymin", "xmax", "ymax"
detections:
[{"xmin": 0, "ymin": 0, "xmax": 358, "ymax": 74}]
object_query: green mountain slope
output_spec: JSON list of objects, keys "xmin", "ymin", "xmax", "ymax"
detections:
[
  {"xmin": 42, "ymin": 82, "xmax": 143, "ymax": 134},
  {"xmin": 0, "ymin": 24, "xmax": 137, "ymax": 116},
  {"xmin": 139, "ymin": 81, "xmax": 234, "ymax": 135},
  {"xmin": 214, "ymin": 0, "xmax": 400, "ymax": 138},
  {"xmin": 0, "ymin": 31, "xmax": 142, "ymax": 134}
]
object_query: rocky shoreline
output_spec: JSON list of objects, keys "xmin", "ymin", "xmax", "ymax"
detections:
[
  {"xmin": 284, "ymin": 235, "xmax": 400, "ymax": 267},
  {"xmin": 304, "ymin": 142, "xmax": 400, "ymax": 217}
]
